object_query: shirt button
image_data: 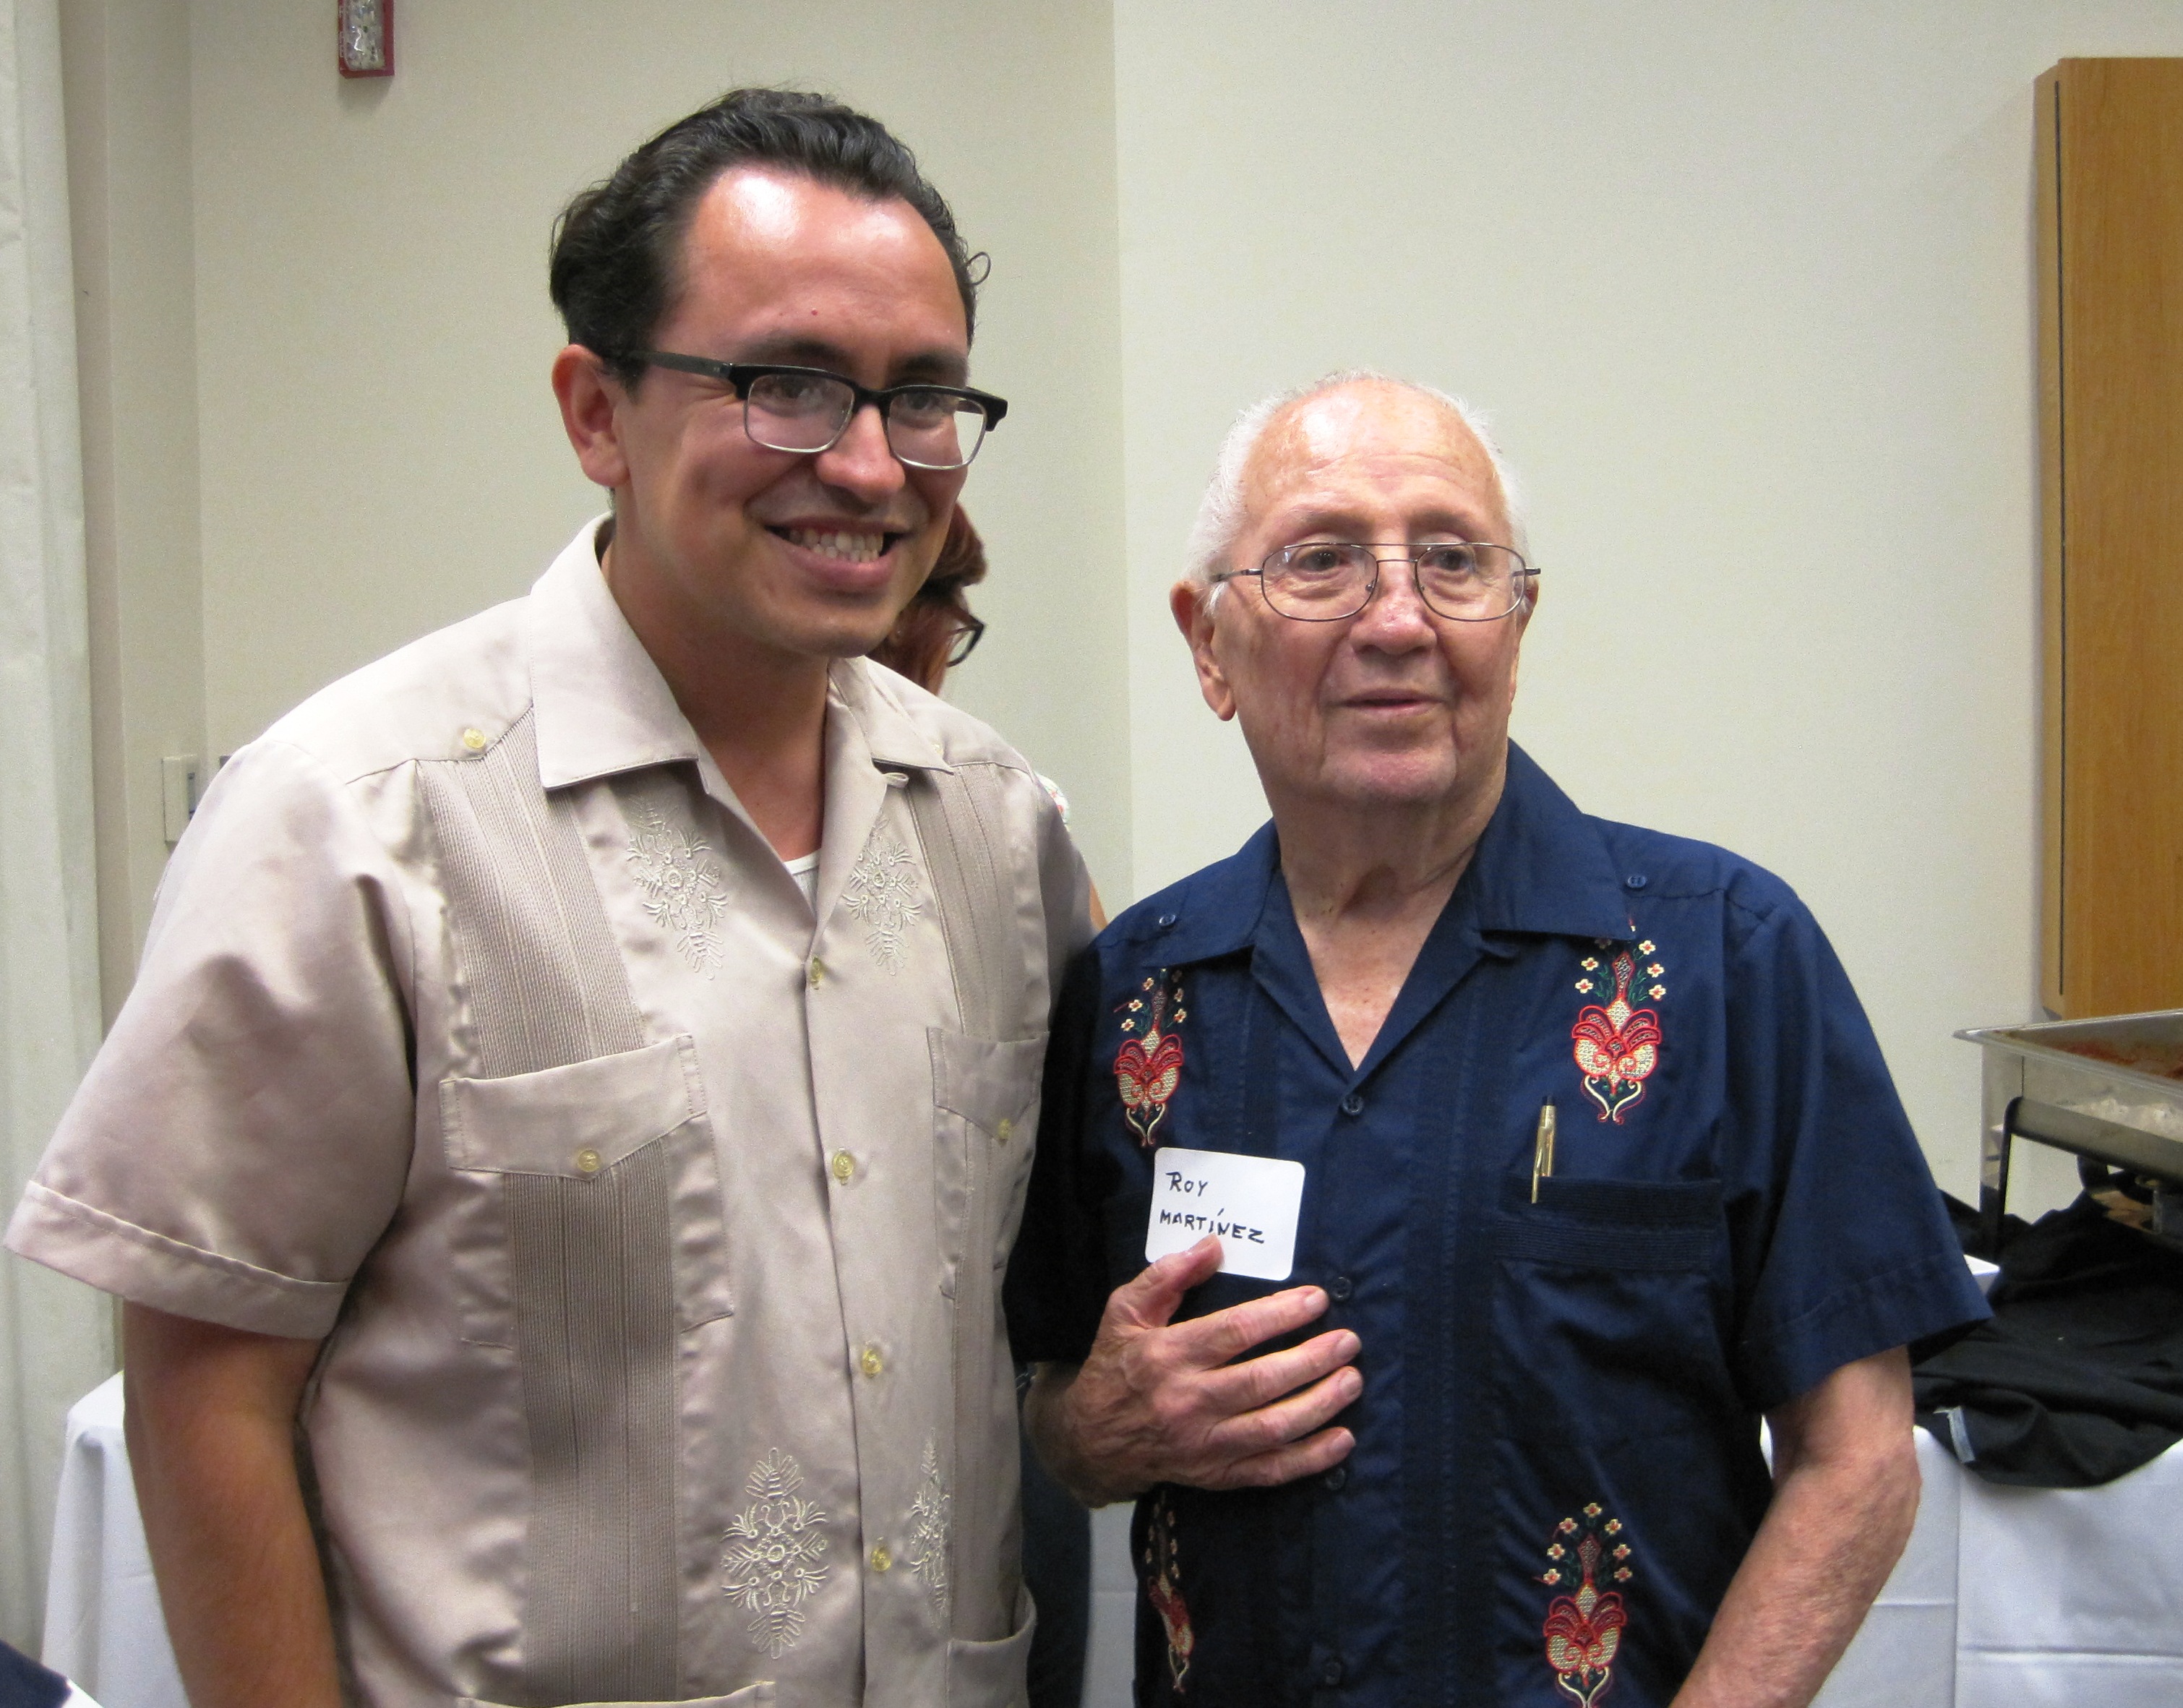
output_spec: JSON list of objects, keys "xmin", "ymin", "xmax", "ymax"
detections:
[
  {"xmin": 882, "ymin": 770, "xmax": 909, "ymax": 788},
  {"xmin": 807, "ymin": 958, "xmax": 825, "ymax": 988},
  {"xmin": 1327, "ymin": 1274, "xmax": 1353, "ymax": 1302},
  {"xmin": 870, "ymin": 1542, "xmax": 892, "ymax": 1573},
  {"xmin": 1319, "ymin": 1655, "xmax": 1344, "ymax": 1686},
  {"xmin": 1624, "ymin": 872, "xmax": 1648, "ymax": 891},
  {"xmin": 1157, "ymin": 912, "xmax": 1179, "ymax": 930},
  {"xmin": 859, "ymin": 1345, "xmax": 883, "ymax": 1378},
  {"xmin": 831, "ymin": 1151, "xmax": 856, "ymax": 1184},
  {"xmin": 995, "ymin": 1117, "xmax": 1014, "ymax": 1146},
  {"xmin": 1339, "ymin": 1092, "xmax": 1364, "ymax": 1117},
  {"xmin": 573, "ymin": 1147, "xmax": 602, "ymax": 1177},
  {"xmin": 1323, "ymin": 1464, "xmax": 1348, "ymax": 1491},
  {"xmin": 460, "ymin": 726, "xmax": 487, "ymax": 752}
]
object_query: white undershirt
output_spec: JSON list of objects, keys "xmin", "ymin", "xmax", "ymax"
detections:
[{"xmin": 786, "ymin": 850, "xmax": 820, "ymax": 909}]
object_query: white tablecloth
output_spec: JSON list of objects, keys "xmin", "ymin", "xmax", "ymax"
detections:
[
  {"xmin": 1814, "ymin": 1426, "xmax": 2183, "ymax": 1707},
  {"xmin": 41, "ymin": 1373, "xmax": 2183, "ymax": 1707},
  {"xmin": 40, "ymin": 1375, "xmax": 183, "ymax": 1708}
]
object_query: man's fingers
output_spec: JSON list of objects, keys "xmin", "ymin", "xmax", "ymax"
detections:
[
  {"xmin": 1168, "ymin": 1282, "xmax": 1334, "ymax": 1368},
  {"xmin": 1196, "ymin": 1327, "xmax": 1359, "ymax": 1415},
  {"xmin": 1102, "ymin": 1236, "xmax": 1225, "ymax": 1333},
  {"xmin": 1206, "ymin": 1362, "xmax": 1363, "ymax": 1461},
  {"xmin": 1201, "ymin": 1423, "xmax": 1357, "ymax": 1492}
]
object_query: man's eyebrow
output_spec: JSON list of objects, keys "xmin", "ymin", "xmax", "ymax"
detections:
[
  {"xmin": 729, "ymin": 334, "xmax": 970, "ymax": 386},
  {"xmin": 888, "ymin": 349, "xmax": 973, "ymax": 385},
  {"xmin": 1266, "ymin": 505, "xmax": 1380, "ymax": 541}
]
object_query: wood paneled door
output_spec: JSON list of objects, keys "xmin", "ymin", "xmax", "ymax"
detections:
[{"xmin": 2038, "ymin": 58, "xmax": 2183, "ymax": 1018}]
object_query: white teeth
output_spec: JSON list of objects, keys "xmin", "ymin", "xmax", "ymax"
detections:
[{"xmin": 785, "ymin": 527, "xmax": 885, "ymax": 563}]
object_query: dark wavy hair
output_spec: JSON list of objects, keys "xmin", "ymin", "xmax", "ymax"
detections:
[
  {"xmin": 871, "ymin": 509, "xmax": 988, "ymax": 692},
  {"xmin": 550, "ymin": 88, "xmax": 981, "ymax": 387}
]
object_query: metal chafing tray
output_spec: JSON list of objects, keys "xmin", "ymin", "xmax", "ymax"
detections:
[{"xmin": 1958, "ymin": 1008, "xmax": 2183, "ymax": 1255}]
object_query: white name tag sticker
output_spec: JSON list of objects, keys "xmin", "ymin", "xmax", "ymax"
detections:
[{"xmin": 1145, "ymin": 1146, "xmax": 1306, "ymax": 1282}]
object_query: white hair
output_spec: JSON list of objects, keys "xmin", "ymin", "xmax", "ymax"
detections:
[{"xmin": 1183, "ymin": 369, "xmax": 1530, "ymax": 599}]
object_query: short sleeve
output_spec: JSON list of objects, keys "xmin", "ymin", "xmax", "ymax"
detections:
[
  {"xmin": 1723, "ymin": 892, "xmax": 1989, "ymax": 1411},
  {"xmin": 1005, "ymin": 942, "xmax": 1112, "ymax": 1366},
  {"xmin": 1032, "ymin": 775, "xmax": 1096, "ymax": 999},
  {"xmin": 4, "ymin": 739, "xmax": 417, "ymax": 1339}
]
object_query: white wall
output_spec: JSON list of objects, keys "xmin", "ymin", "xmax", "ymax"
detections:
[
  {"xmin": 1112, "ymin": 0, "xmax": 2183, "ymax": 1204},
  {"xmin": 87, "ymin": 1, "xmax": 2166, "ymax": 1199},
  {"xmin": 64, "ymin": 0, "xmax": 203, "ymax": 1023},
  {"xmin": 179, "ymin": 0, "xmax": 1131, "ymax": 907}
]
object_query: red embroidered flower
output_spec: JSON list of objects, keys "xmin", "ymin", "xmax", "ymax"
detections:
[
  {"xmin": 1571, "ymin": 947, "xmax": 1662, "ymax": 1123},
  {"xmin": 1143, "ymin": 1490, "xmax": 1195, "ymax": 1691},
  {"xmin": 1540, "ymin": 1509, "xmax": 1635, "ymax": 1707},
  {"xmin": 1116, "ymin": 973, "xmax": 1186, "ymax": 1147}
]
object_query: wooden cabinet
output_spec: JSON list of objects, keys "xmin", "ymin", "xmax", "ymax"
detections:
[{"xmin": 2038, "ymin": 59, "xmax": 2183, "ymax": 1018}]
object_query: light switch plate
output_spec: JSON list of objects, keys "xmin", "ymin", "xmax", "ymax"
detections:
[{"xmin": 160, "ymin": 755, "xmax": 201, "ymax": 845}]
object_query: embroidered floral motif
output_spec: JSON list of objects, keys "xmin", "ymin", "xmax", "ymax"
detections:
[
  {"xmin": 722, "ymin": 1449, "xmax": 831, "ymax": 1657},
  {"xmin": 1540, "ymin": 1506, "xmax": 1633, "ymax": 1706},
  {"xmin": 1115, "ymin": 971, "xmax": 1187, "ymax": 1148},
  {"xmin": 625, "ymin": 799, "xmax": 732, "ymax": 975},
  {"xmin": 841, "ymin": 828, "xmax": 925, "ymax": 973},
  {"xmin": 1571, "ymin": 940, "xmax": 1663, "ymax": 1123},
  {"xmin": 1142, "ymin": 1488, "xmax": 1195, "ymax": 1691},
  {"xmin": 904, "ymin": 1439, "xmax": 951, "ymax": 1610}
]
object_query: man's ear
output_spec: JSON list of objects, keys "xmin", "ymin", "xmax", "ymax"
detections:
[
  {"xmin": 1506, "ymin": 572, "xmax": 1538, "ymax": 709},
  {"xmin": 552, "ymin": 345, "xmax": 632, "ymax": 491},
  {"xmin": 1170, "ymin": 581, "xmax": 1237, "ymax": 722}
]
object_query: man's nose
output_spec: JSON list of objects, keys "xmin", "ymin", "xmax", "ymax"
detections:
[
  {"xmin": 1352, "ymin": 558, "xmax": 1436, "ymax": 645},
  {"xmin": 811, "ymin": 401, "xmax": 907, "ymax": 502}
]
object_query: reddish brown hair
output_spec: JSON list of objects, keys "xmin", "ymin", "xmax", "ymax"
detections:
[{"xmin": 871, "ymin": 508, "xmax": 987, "ymax": 692}]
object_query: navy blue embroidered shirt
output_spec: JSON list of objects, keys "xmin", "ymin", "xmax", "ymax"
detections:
[{"xmin": 1005, "ymin": 744, "xmax": 1989, "ymax": 1707}]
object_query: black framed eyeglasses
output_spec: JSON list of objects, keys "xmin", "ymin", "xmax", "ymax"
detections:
[
  {"xmin": 631, "ymin": 353, "xmax": 1008, "ymax": 471},
  {"xmin": 944, "ymin": 615, "xmax": 987, "ymax": 668},
  {"xmin": 1210, "ymin": 541, "xmax": 1537, "ymax": 622}
]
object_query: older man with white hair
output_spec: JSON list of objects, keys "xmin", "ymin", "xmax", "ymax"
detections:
[{"xmin": 1005, "ymin": 372, "xmax": 1987, "ymax": 1706}]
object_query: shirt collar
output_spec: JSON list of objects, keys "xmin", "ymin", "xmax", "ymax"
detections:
[
  {"xmin": 825, "ymin": 654, "xmax": 954, "ymax": 775},
  {"xmin": 1464, "ymin": 742, "xmax": 1639, "ymax": 943},
  {"xmin": 528, "ymin": 518, "xmax": 705, "ymax": 789},
  {"xmin": 1149, "ymin": 742, "xmax": 1636, "ymax": 967},
  {"xmin": 526, "ymin": 518, "xmax": 953, "ymax": 791},
  {"xmin": 1154, "ymin": 822, "xmax": 1282, "ymax": 965}
]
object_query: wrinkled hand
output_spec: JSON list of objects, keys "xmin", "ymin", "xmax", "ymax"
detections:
[{"xmin": 1028, "ymin": 1235, "xmax": 1360, "ymax": 1506}]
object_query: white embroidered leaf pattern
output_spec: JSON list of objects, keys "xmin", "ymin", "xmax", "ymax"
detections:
[
  {"xmin": 721, "ymin": 1449, "xmax": 831, "ymax": 1657},
  {"xmin": 625, "ymin": 799, "xmax": 732, "ymax": 975},
  {"xmin": 841, "ymin": 829, "xmax": 924, "ymax": 974},
  {"xmin": 904, "ymin": 1438, "xmax": 951, "ymax": 1610}
]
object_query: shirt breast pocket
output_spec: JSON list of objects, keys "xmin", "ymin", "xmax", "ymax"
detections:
[
  {"xmin": 437, "ymin": 1034, "xmax": 732, "ymax": 1347},
  {"xmin": 1493, "ymin": 1175, "xmax": 1737, "ymax": 1441},
  {"xmin": 1495, "ymin": 1175, "xmax": 1724, "ymax": 1271},
  {"xmin": 929, "ymin": 1027, "xmax": 1047, "ymax": 1297}
]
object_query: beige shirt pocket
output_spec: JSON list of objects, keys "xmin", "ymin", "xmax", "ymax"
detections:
[
  {"xmin": 928, "ymin": 1029, "xmax": 1047, "ymax": 1299},
  {"xmin": 438, "ymin": 1034, "xmax": 733, "ymax": 1345},
  {"xmin": 944, "ymin": 1582, "xmax": 1036, "ymax": 1707}
]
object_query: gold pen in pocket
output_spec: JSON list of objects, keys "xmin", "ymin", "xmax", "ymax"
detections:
[{"xmin": 1530, "ymin": 1102, "xmax": 1557, "ymax": 1203}]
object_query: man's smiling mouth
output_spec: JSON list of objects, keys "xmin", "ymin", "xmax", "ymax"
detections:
[{"xmin": 772, "ymin": 525, "xmax": 901, "ymax": 563}]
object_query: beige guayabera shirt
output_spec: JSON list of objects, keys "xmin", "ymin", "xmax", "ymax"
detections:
[{"xmin": 7, "ymin": 523, "xmax": 1089, "ymax": 1708}]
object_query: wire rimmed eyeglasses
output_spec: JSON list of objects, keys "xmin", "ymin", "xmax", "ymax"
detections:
[
  {"xmin": 1210, "ymin": 541, "xmax": 1537, "ymax": 622},
  {"xmin": 632, "ymin": 353, "xmax": 1009, "ymax": 471}
]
